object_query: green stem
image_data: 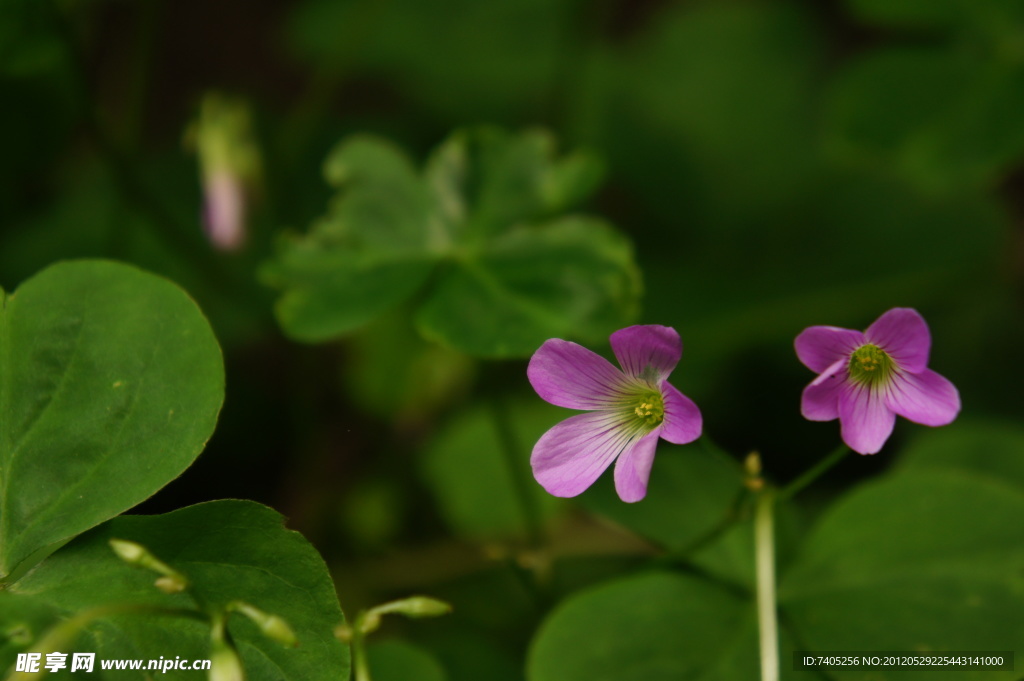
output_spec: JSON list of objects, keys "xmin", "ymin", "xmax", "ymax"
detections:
[
  {"xmin": 351, "ymin": 614, "xmax": 372, "ymax": 681},
  {"xmin": 488, "ymin": 395, "xmax": 545, "ymax": 548},
  {"xmin": 754, "ymin": 490, "xmax": 778, "ymax": 681},
  {"xmin": 777, "ymin": 444, "xmax": 849, "ymax": 502}
]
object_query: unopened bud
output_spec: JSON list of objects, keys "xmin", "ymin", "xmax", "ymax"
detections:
[
  {"xmin": 109, "ymin": 539, "xmax": 189, "ymax": 592},
  {"xmin": 744, "ymin": 452, "xmax": 762, "ymax": 478},
  {"xmin": 209, "ymin": 640, "xmax": 245, "ymax": 681},
  {"xmin": 369, "ymin": 596, "xmax": 452, "ymax": 621},
  {"xmin": 227, "ymin": 602, "xmax": 297, "ymax": 647},
  {"xmin": 155, "ymin": 575, "xmax": 189, "ymax": 594},
  {"xmin": 333, "ymin": 623, "xmax": 353, "ymax": 642},
  {"xmin": 109, "ymin": 539, "xmax": 147, "ymax": 564}
]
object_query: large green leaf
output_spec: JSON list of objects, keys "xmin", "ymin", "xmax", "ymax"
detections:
[
  {"xmin": 0, "ymin": 260, "xmax": 224, "ymax": 579},
  {"xmin": 780, "ymin": 470, "xmax": 1024, "ymax": 680},
  {"xmin": 527, "ymin": 571, "xmax": 798, "ymax": 681},
  {"xmin": 263, "ymin": 136, "xmax": 439, "ymax": 342},
  {"xmin": 265, "ymin": 129, "xmax": 640, "ymax": 357},
  {"xmin": 9, "ymin": 500, "xmax": 349, "ymax": 681},
  {"xmin": 896, "ymin": 419, "xmax": 1024, "ymax": 491}
]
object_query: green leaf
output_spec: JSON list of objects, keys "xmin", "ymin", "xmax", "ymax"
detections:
[
  {"xmin": 0, "ymin": 591, "xmax": 62, "ymax": 675},
  {"xmin": 424, "ymin": 128, "xmax": 605, "ymax": 239},
  {"xmin": 264, "ymin": 135, "xmax": 439, "ymax": 342},
  {"xmin": 417, "ymin": 216, "xmax": 640, "ymax": 358},
  {"xmin": 0, "ymin": 260, "xmax": 224, "ymax": 579},
  {"xmin": 265, "ymin": 128, "xmax": 640, "ymax": 357},
  {"xmin": 528, "ymin": 572, "xmax": 795, "ymax": 681},
  {"xmin": 896, "ymin": 419, "xmax": 1024, "ymax": 492},
  {"xmin": 826, "ymin": 47, "xmax": 1024, "ymax": 190},
  {"xmin": 780, "ymin": 470, "xmax": 1024, "ymax": 678},
  {"xmin": 10, "ymin": 500, "xmax": 349, "ymax": 681},
  {"xmin": 579, "ymin": 440, "xmax": 743, "ymax": 554},
  {"xmin": 367, "ymin": 640, "xmax": 447, "ymax": 681},
  {"xmin": 420, "ymin": 399, "xmax": 564, "ymax": 539},
  {"xmin": 344, "ymin": 311, "xmax": 476, "ymax": 425}
]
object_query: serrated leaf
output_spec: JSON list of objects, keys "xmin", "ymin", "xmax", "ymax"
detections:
[
  {"xmin": 265, "ymin": 129, "xmax": 639, "ymax": 357},
  {"xmin": 10, "ymin": 500, "xmax": 349, "ymax": 681},
  {"xmin": 0, "ymin": 260, "xmax": 224, "ymax": 579},
  {"xmin": 416, "ymin": 216, "xmax": 640, "ymax": 358}
]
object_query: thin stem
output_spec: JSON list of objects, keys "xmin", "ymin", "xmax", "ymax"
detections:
[
  {"xmin": 351, "ymin": 614, "xmax": 372, "ymax": 681},
  {"xmin": 755, "ymin": 490, "xmax": 779, "ymax": 681},
  {"xmin": 777, "ymin": 444, "xmax": 849, "ymax": 502},
  {"xmin": 488, "ymin": 395, "xmax": 545, "ymax": 548}
]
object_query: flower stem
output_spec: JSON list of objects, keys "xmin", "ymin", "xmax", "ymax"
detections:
[
  {"xmin": 754, "ymin": 490, "xmax": 778, "ymax": 681},
  {"xmin": 488, "ymin": 396, "xmax": 545, "ymax": 548},
  {"xmin": 777, "ymin": 444, "xmax": 849, "ymax": 502},
  {"xmin": 351, "ymin": 617, "xmax": 372, "ymax": 681}
]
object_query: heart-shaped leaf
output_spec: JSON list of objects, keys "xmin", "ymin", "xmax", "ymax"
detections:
[
  {"xmin": 780, "ymin": 470, "xmax": 1024, "ymax": 679},
  {"xmin": 9, "ymin": 500, "xmax": 349, "ymax": 681},
  {"xmin": 0, "ymin": 260, "xmax": 224, "ymax": 579}
]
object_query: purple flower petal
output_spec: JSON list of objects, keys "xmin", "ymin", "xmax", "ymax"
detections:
[
  {"xmin": 610, "ymin": 325, "xmax": 681, "ymax": 383},
  {"xmin": 531, "ymin": 411, "xmax": 636, "ymax": 497},
  {"xmin": 613, "ymin": 431, "xmax": 660, "ymax": 502},
  {"xmin": 885, "ymin": 368, "xmax": 960, "ymax": 426},
  {"xmin": 659, "ymin": 382, "xmax": 702, "ymax": 445},
  {"xmin": 865, "ymin": 308, "xmax": 930, "ymax": 372},
  {"xmin": 794, "ymin": 326, "xmax": 864, "ymax": 373},
  {"xmin": 800, "ymin": 358, "xmax": 846, "ymax": 421},
  {"xmin": 838, "ymin": 383, "xmax": 896, "ymax": 455},
  {"xmin": 203, "ymin": 171, "xmax": 247, "ymax": 251},
  {"xmin": 528, "ymin": 339, "xmax": 629, "ymax": 410}
]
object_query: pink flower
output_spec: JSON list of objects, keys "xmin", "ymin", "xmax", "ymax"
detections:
[
  {"xmin": 527, "ymin": 325, "xmax": 702, "ymax": 502},
  {"xmin": 795, "ymin": 308, "xmax": 960, "ymax": 454},
  {"xmin": 202, "ymin": 169, "xmax": 247, "ymax": 251}
]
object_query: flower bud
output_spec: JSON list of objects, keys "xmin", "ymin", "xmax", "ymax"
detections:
[
  {"xmin": 209, "ymin": 640, "xmax": 245, "ymax": 681},
  {"xmin": 227, "ymin": 602, "xmax": 298, "ymax": 647},
  {"xmin": 186, "ymin": 93, "xmax": 262, "ymax": 252},
  {"xmin": 109, "ymin": 539, "xmax": 189, "ymax": 591}
]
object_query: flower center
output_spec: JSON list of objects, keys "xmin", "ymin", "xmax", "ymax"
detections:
[
  {"xmin": 632, "ymin": 391, "xmax": 665, "ymax": 427},
  {"xmin": 847, "ymin": 344, "xmax": 894, "ymax": 386}
]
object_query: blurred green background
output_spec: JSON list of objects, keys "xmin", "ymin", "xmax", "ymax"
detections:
[{"xmin": 3, "ymin": 0, "xmax": 1023, "ymax": 678}]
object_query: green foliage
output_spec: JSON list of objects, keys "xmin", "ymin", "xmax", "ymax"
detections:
[
  {"xmin": 780, "ymin": 470, "xmax": 1024, "ymax": 680},
  {"xmin": 0, "ymin": 262, "xmax": 349, "ymax": 681},
  {"xmin": 264, "ymin": 128, "xmax": 641, "ymax": 358},
  {"xmin": 367, "ymin": 640, "xmax": 447, "ymax": 681},
  {"xmin": 8, "ymin": 501, "xmax": 349, "ymax": 681},
  {"xmin": 897, "ymin": 419, "xmax": 1024, "ymax": 489},
  {"xmin": 527, "ymin": 572, "xmax": 778, "ymax": 681},
  {"xmin": 421, "ymin": 400, "xmax": 564, "ymax": 540},
  {"xmin": 580, "ymin": 440, "xmax": 742, "ymax": 554},
  {"xmin": 0, "ymin": 261, "xmax": 224, "ymax": 579}
]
